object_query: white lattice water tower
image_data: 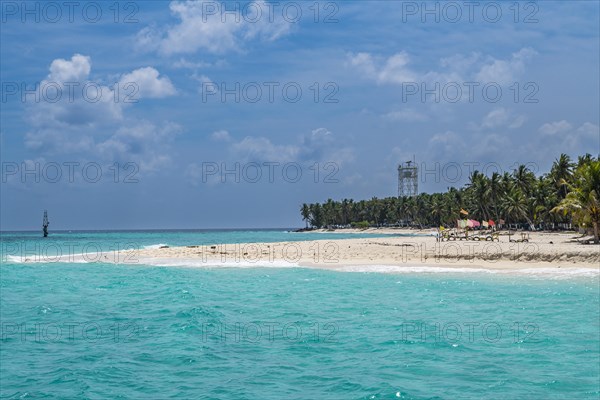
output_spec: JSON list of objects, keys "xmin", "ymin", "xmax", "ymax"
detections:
[{"xmin": 398, "ymin": 160, "xmax": 418, "ymax": 197}]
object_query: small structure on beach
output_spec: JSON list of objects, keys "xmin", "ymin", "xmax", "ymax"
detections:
[{"xmin": 42, "ymin": 210, "xmax": 49, "ymax": 237}]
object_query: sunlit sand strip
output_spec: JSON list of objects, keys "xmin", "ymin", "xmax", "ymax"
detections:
[
  {"xmin": 124, "ymin": 232, "xmax": 599, "ymax": 276},
  {"xmin": 5, "ymin": 232, "xmax": 598, "ymax": 277}
]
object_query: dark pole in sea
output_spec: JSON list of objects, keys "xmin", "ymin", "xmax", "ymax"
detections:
[{"xmin": 43, "ymin": 210, "xmax": 49, "ymax": 237}]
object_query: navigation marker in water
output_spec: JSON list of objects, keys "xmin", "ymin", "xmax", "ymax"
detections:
[{"xmin": 42, "ymin": 210, "xmax": 49, "ymax": 237}]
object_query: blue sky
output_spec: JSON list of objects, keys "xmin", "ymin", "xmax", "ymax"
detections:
[{"xmin": 1, "ymin": 1, "xmax": 599, "ymax": 230}]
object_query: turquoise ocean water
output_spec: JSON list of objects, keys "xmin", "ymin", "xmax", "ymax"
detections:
[{"xmin": 1, "ymin": 230, "xmax": 598, "ymax": 399}]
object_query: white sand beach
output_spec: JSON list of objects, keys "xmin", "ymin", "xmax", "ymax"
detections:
[{"xmin": 127, "ymin": 230, "xmax": 599, "ymax": 275}]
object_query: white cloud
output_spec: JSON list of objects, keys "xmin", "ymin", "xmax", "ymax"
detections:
[
  {"xmin": 27, "ymin": 54, "xmax": 123, "ymax": 127},
  {"xmin": 348, "ymin": 48, "xmax": 536, "ymax": 87},
  {"xmin": 383, "ymin": 108, "xmax": 427, "ymax": 122},
  {"xmin": 97, "ymin": 121, "xmax": 181, "ymax": 171},
  {"xmin": 119, "ymin": 67, "xmax": 176, "ymax": 98},
  {"xmin": 476, "ymin": 48, "xmax": 537, "ymax": 86},
  {"xmin": 477, "ymin": 108, "xmax": 526, "ymax": 130},
  {"xmin": 172, "ymin": 58, "xmax": 213, "ymax": 69},
  {"xmin": 563, "ymin": 122, "xmax": 599, "ymax": 153},
  {"xmin": 378, "ymin": 52, "xmax": 417, "ymax": 84},
  {"xmin": 24, "ymin": 127, "xmax": 96, "ymax": 154},
  {"xmin": 576, "ymin": 122, "xmax": 600, "ymax": 138},
  {"xmin": 427, "ymin": 131, "xmax": 465, "ymax": 158},
  {"xmin": 243, "ymin": 0, "xmax": 293, "ymax": 41},
  {"xmin": 439, "ymin": 53, "xmax": 480, "ymax": 75},
  {"xmin": 185, "ymin": 128, "xmax": 356, "ymax": 185},
  {"xmin": 211, "ymin": 130, "xmax": 231, "ymax": 141},
  {"xmin": 536, "ymin": 120, "xmax": 599, "ymax": 158},
  {"xmin": 231, "ymin": 136, "xmax": 300, "ymax": 163},
  {"xmin": 192, "ymin": 72, "xmax": 217, "ymax": 94},
  {"xmin": 23, "ymin": 54, "xmax": 179, "ymax": 171},
  {"xmin": 509, "ymin": 115, "xmax": 527, "ymax": 129},
  {"xmin": 48, "ymin": 54, "xmax": 91, "ymax": 82},
  {"xmin": 137, "ymin": 0, "xmax": 293, "ymax": 56},
  {"xmin": 539, "ymin": 120, "xmax": 573, "ymax": 136},
  {"xmin": 347, "ymin": 52, "xmax": 417, "ymax": 84},
  {"xmin": 481, "ymin": 108, "xmax": 509, "ymax": 129},
  {"xmin": 27, "ymin": 54, "xmax": 176, "ymax": 131},
  {"xmin": 426, "ymin": 129, "xmax": 513, "ymax": 167},
  {"xmin": 213, "ymin": 128, "xmax": 354, "ymax": 165},
  {"xmin": 347, "ymin": 52, "xmax": 377, "ymax": 76}
]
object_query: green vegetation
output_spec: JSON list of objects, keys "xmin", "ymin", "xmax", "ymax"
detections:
[
  {"xmin": 350, "ymin": 221, "xmax": 370, "ymax": 229},
  {"xmin": 552, "ymin": 156, "xmax": 600, "ymax": 242},
  {"xmin": 300, "ymin": 154, "xmax": 600, "ymax": 243}
]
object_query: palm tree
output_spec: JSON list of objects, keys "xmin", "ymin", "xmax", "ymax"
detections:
[
  {"xmin": 531, "ymin": 176, "xmax": 557, "ymax": 228},
  {"xmin": 415, "ymin": 193, "xmax": 430, "ymax": 228},
  {"xmin": 300, "ymin": 203, "xmax": 310, "ymax": 228},
  {"xmin": 552, "ymin": 159, "xmax": 600, "ymax": 242},
  {"xmin": 513, "ymin": 164, "xmax": 535, "ymax": 196},
  {"xmin": 430, "ymin": 193, "xmax": 443, "ymax": 227},
  {"xmin": 438, "ymin": 187, "xmax": 463, "ymax": 226},
  {"xmin": 487, "ymin": 172, "xmax": 502, "ymax": 221},
  {"xmin": 501, "ymin": 186, "xmax": 532, "ymax": 227},
  {"xmin": 550, "ymin": 153, "xmax": 574, "ymax": 199},
  {"xmin": 322, "ymin": 199, "xmax": 336, "ymax": 227},
  {"xmin": 404, "ymin": 196, "xmax": 417, "ymax": 226},
  {"xmin": 577, "ymin": 153, "xmax": 594, "ymax": 168},
  {"xmin": 310, "ymin": 203, "xmax": 324, "ymax": 228},
  {"xmin": 467, "ymin": 171, "xmax": 490, "ymax": 220},
  {"xmin": 341, "ymin": 199, "xmax": 351, "ymax": 225}
]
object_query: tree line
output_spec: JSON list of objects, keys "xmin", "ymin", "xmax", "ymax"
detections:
[{"xmin": 300, "ymin": 154, "xmax": 600, "ymax": 242}]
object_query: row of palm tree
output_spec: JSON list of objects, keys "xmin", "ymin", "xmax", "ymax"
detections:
[{"xmin": 300, "ymin": 154, "xmax": 600, "ymax": 242}]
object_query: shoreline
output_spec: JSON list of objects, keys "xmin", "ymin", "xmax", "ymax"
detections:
[
  {"xmin": 5, "ymin": 231, "xmax": 598, "ymax": 276},
  {"xmin": 129, "ymin": 231, "xmax": 598, "ymax": 275}
]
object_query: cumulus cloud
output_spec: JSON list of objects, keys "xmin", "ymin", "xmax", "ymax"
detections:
[
  {"xmin": 211, "ymin": 130, "xmax": 232, "ymax": 141},
  {"xmin": 185, "ymin": 128, "xmax": 355, "ymax": 185},
  {"xmin": 476, "ymin": 48, "xmax": 537, "ymax": 86},
  {"xmin": 377, "ymin": 53, "xmax": 417, "ymax": 84},
  {"xmin": 136, "ymin": 0, "xmax": 293, "ymax": 56},
  {"xmin": 243, "ymin": 0, "xmax": 293, "ymax": 41},
  {"xmin": 347, "ymin": 52, "xmax": 417, "ymax": 84},
  {"xmin": 26, "ymin": 54, "xmax": 123, "ymax": 127},
  {"xmin": 470, "ymin": 107, "xmax": 526, "ymax": 130},
  {"xmin": 481, "ymin": 108, "xmax": 510, "ymax": 129},
  {"xmin": 537, "ymin": 120, "xmax": 598, "ymax": 155},
  {"xmin": 27, "ymin": 54, "xmax": 176, "ymax": 129},
  {"xmin": 427, "ymin": 131, "xmax": 465, "ymax": 159},
  {"xmin": 97, "ymin": 121, "xmax": 181, "ymax": 171},
  {"xmin": 383, "ymin": 108, "xmax": 427, "ymax": 122},
  {"xmin": 231, "ymin": 136, "xmax": 300, "ymax": 163},
  {"xmin": 192, "ymin": 72, "xmax": 217, "ymax": 94},
  {"xmin": 119, "ymin": 67, "xmax": 176, "ymax": 98},
  {"xmin": 347, "ymin": 47, "xmax": 536, "ymax": 87},
  {"xmin": 539, "ymin": 120, "xmax": 573, "ymax": 136},
  {"xmin": 172, "ymin": 57, "xmax": 226, "ymax": 69},
  {"xmin": 439, "ymin": 53, "xmax": 480, "ymax": 75},
  {"xmin": 422, "ymin": 119, "xmax": 597, "ymax": 173},
  {"xmin": 23, "ymin": 54, "xmax": 179, "ymax": 172},
  {"xmin": 576, "ymin": 122, "xmax": 600, "ymax": 138},
  {"xmin": 48, "ymin": 54, "xmax": 91, "ymax": 82},
  {"xmin": 425, "ymin": 129, "xmax": 513, "ymax": 169},
  {"xmin": 213, "ymin": 128, "xmax": 354, "ymax": 165}
]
